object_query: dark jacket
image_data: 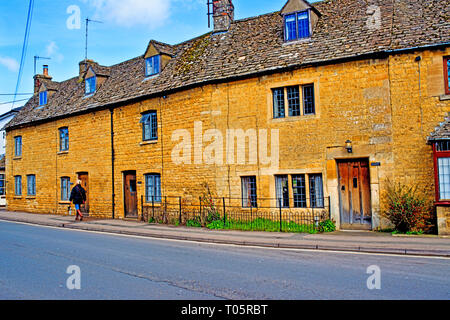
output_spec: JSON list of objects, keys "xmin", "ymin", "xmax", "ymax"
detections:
[{"xmin": 69, "ymin": 184, "xmax": 86, "ymax": 204}]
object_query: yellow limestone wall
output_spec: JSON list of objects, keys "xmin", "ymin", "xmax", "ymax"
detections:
[{"xmin": 6, "ymin": 47, "xmax": 450, "ymax": 230}]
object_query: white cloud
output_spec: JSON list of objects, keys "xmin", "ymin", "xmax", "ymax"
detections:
[
  {"xmin": 0, "ymin": 56, "xmax": 19, "ymax": 72},
  {"xmin": 81, "ymin": 0, "xmax": 171, "ymax": 29},
  {"xmin": 45, "ymin": 41, "xmax": 64, "ymax": 63}
]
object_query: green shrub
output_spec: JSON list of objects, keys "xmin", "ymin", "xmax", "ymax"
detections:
[
  {"xmin": 206, "ymin": 210, "xmax": 221, "ymax": 224},
  {"xmin": 186, "ymin": 218, "xmax": 202, "ymax": 228},
  {"xmin": 206, "ymin": 220, "xmax": 225, "ymax": 229},
  {"xmin": 318, "ymin": 219, "xmax": 336, "ymax": 233},
  {"xmin": 382, "ymin": 180, "xmax": 432, "ymax": 233}
]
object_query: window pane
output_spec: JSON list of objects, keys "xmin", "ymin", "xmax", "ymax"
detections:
[
  {"xmin": 150, "ymin": 112, "xmax": 158, "ymax": 139},
  {"xmin": 303, "ymin": 84, "xmax": 315, "ymax": 115},
  {"xmin": 0, "ymin": 174, "xmax": 4, "ymax": 195},
  {"xmin": 154, "ymin": 56, "xmax": 160, "ymax": 74},
  {"xmin": 146, "ymin": 56, "xmax": 160, "ymax": 76},
  {"xmin": 146, "ymin": 58, "xmax": 153, "ymax": 76},
  {"xmin": 85, "ymin": 77, "xmax": 96, "ymax": 95},
  {"xmin": 61, "ymin": 178, "xmax": 70, "ymax": 201},
  {"xmin": 438, "ymin": 158, "xmax": 450, "ymax": 200},
  {"xmin": 285, "ymin": 14, "xmax": 297, "ymax": 41},
  {"xmin": 15, "ymin": 176, "xmax": 22, "ymax": 196},
  {"xmin": 154, "ymin": 175, "xmax": 161, "ymax": 202},
  {"xmin": 242, "ymin": 176, "xmax": 257, "ymax": 207},
  {"xmin": 85, "ymin": 79, "xmax": 90, "ymax": 94},
  {"xmin": 142, "ymin": 111, "xmax": 157, "ymax": 141},
  {"xmin": 59, "ymin": 128, "xmax": 69, "ymax": 151},
  {"xmin": 15, "ymin": 137, "xmax": 22, "ymax": 157},
  {"xmin": 275, "ymin": 175, "xmax": 289, "ymax": 208},
  {"xmin": 436, "ymin": 141, "xmax": 450, "ymax": 152},
  {"xmin": 143, "ymin": 123, "xmax": 151, "ymax": 141},
  {"xmin": 287, "ymin": 86, "xmax": 300, "ymax": 116},
  {"xmin": 272, "ymin": 88, "xmax": 285, "ymax": 118},
  {"xmin": 309, "ymin": 174, "xmax": 324, "ymax": 208},
  {"xmin": 27, "ymin": 176, "xmax": 31, "ymax": 195},
  {"xmin": 297, "ymin": 11, "xmax": 310, "ymax": 38},
  {"xmin": 292, "ymin": 175, "xmax": 306, "ymax": 208},
  {"xmin": 39, "ymin": 91, "xmax": 47, "ymax": 106},
  {"xmin": 447, "ymin": 58, "xmax": 450, "ymax": 89},
  {"xmin": 140, "ymin": 113, "xmax": 151, "ymax": 124},
  {"xmin": 27, "ymin": 175, "xmax": 36, "ymax": 196},
  {"xmin": 145, "ymin": 174, "xmax": 161, "ymax": 202}
]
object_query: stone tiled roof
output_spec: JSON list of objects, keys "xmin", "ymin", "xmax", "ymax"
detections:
[
  {"xmin": 5, "ymin": 0, "xmax": 450, "ymax": 130},
  {"xmin": 149, "ymin": 40, "xmax": 175, "ymax": 57},
  {"xmin": 428, "ymin": 114, "xmax": 450, "ymax": 143}
]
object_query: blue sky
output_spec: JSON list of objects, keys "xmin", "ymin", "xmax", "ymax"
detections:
[{"xmin": 0, "ymin": 0, "xmax": 319, "ymax": 114}]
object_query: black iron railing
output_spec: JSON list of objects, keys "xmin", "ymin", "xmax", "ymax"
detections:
[{"xmin": 141, "ymin": 195, "xmax": 331, "ymax": 233}]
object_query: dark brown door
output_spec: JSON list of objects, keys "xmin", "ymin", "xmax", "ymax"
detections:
[
  {"xmin": 124, "ymin": 171, "xmax": 137, "ymax": 217},
  {"xmin": 337, "ymin": 159, "xmax": 372, "ymax": 230},
  {"xmin": 78, "ymin": 173, "xmax": 89, "ymax": 214}
]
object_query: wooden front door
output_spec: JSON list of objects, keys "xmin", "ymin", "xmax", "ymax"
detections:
[
  {"xmin": 337, "ymin": 159, "xmax": 372, "ymax": 230},
  {"xmin": 78, "ymin": 172, "xmax": 89, "ymax": 215},
  {"xmin": 124, "ymin": 171, "xmax": 137, "ymax": 218}
]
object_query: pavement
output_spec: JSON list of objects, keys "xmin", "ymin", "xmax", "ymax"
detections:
[{"xmin": 1, "ymin": 209, "xmax": 450, "ymax": 257}]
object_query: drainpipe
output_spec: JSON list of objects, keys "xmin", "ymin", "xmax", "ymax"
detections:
[{"xmin": 110, "ymin": 108, "xmax": 115, "ymax": 219}]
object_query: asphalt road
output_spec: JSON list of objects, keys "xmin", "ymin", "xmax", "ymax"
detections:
[{"xmin": 0, "ymin": 220, "xmax": 449, "ymax": 300}]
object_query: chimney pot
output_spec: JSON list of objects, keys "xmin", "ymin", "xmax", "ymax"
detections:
[{"xmin": 43, "ymin": 65, "xmax": 49, "ymax": 76}]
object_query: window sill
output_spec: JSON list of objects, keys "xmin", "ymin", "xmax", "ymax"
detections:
[
  {"xmin": 26, "ymin": 196, "xmax": 36, "ymax": 199},
  {"xmin": 13, "ymin": 156, "xmax": 22, "ymax": 160},
  {"xmin": 143, "ymin": 202, "xmax": 162, "ymax": 207},
  {"xmin": 439, "ymin": 94, "xmax": 450, "ymax": 101},
  {"xmin": 435, "ymin": 201, "xmax": 450, "ymax": 206},
  {"xmin": 57, "ymin": 151, "xmax": 69, "ymax": 155},
  {"xmin": 13, "ymin": 196, "xmax": 22, "ymax": 199},
  {"xmin": 83, "ymin": 93, "xmax": 95, "ymax": 99},
  {"xmin": 282, "ymin": 37, "xmax": 312, "ymax": 46},
  {"xmin": 59, "ymin": 201, "xmax": 71, "ymax": 205},
  {"xmin": 142, "ymin": 74, "xmax": 160, "ymax": 82},
  {"xmin": 271, "ymin": 114, "xmax": 317, "ymax": 122},
  {"xmin": 140, "ymin": 140, "xmax": 158, "ymax": 146}
]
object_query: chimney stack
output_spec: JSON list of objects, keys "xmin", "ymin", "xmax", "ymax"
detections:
[
  {"xmin": 213, "ymin": 0, "xmax": 234, "ymax": 32},
  {"xmin": 33, "ymin": 65, "xmax": 52, "ymax": 95}
]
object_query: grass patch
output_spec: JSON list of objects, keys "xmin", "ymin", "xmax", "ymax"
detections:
[
  {"xmin": 392, "ymin": 230, "xmax": 424, "ymax": 235},
  {"xmin": 186, "ymin": 218, "xmax": 202, "ymax": 228},
  {"xmin": 206, "ymin": 217, "xmax": 318, "ymax": 234}
]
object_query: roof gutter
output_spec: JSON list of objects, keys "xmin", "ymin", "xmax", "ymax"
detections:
[{"xmin": 385, "ymin": 42, "xmax": 450, "ymax": 54}]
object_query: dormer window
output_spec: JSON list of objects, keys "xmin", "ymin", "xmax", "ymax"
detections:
[
  {"xmin": 284, "ymin": 10, "xmax": 310, "ymax": 41},
  {"xmin": 39, "ymin": 91, "xmax": 47, "ymax": 106},
  {"xmin": 145, "ymin": 55, "xmax": 160, "ymax": 77},
  {"xmin": 85, "ymin": 76, "xmax": 96, "ymax": 95}
]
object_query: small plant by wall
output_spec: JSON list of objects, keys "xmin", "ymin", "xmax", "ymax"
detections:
[{"xmin": 382, "ymin": 180, "xmax": 434, "ymax": 234}]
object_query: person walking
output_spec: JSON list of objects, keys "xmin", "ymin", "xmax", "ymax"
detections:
[{"xmin": 70, "ymin": 180, "xmax": 87, "ymax": 221}]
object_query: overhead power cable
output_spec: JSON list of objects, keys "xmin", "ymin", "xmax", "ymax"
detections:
[
  {"xmin": 0, "ymin": 93, "xmax": 33, "ymax": 96},
  {"xmin": 12, "ymin": 0, "xmax": 35, "ymax": 109},
  {"xmin": 0, "ymin": 98, "xmax": 30, "ymax": 106}
]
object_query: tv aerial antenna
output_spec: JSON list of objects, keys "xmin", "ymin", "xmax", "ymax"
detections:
[
  {"xmin": 33, "ymin": 55, "xmax": 51, "ymax": 75},
  {"xmin": 84, "ymin": 18, "xmax": 103, "ymax": 71}
]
